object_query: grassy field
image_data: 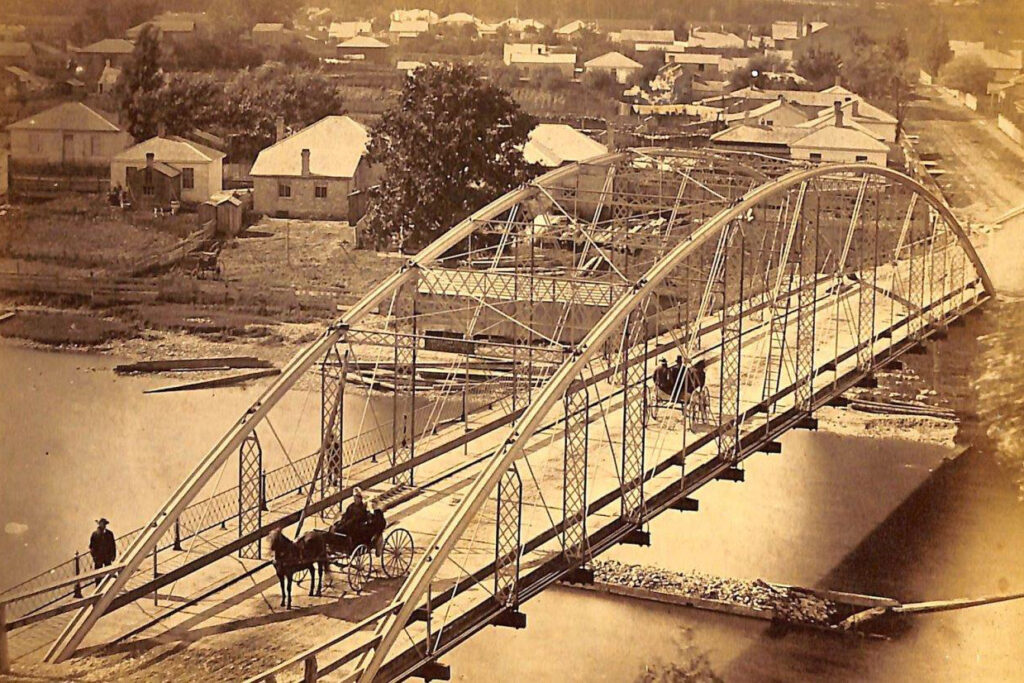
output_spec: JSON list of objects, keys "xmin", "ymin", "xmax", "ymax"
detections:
[{"xmin": 0, "ymin": 195, "xmax": 194, "ymax": 273}]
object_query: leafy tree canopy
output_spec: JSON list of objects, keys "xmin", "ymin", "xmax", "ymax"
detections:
[
  {"xmin": 794, "ymin": 48, "xmax": 843, "ymax": 90},
  {"xmin": 939, "ymin": 54, "xmax": 993, "ymax": 96},
  {"xmin": 366, "ymin": 63, "xmax": 538, "ymax": 250},
  {"xmin": 117, "ymin": 24, "xmax": 164, "ymax": 139}
]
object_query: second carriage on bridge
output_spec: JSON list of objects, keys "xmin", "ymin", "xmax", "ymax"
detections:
[{"xmin": 323, "ymin": 514, "xmax": 415, "ymax": 592}]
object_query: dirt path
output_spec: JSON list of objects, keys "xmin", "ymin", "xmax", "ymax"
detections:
[{"xmin": 904, "ymin": 88, "xmax": 1024, "ymax": 224}]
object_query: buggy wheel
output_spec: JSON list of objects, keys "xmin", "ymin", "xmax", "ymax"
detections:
[
  {"xmin": 381, "ymin": 529, "xmax": 414, "ymax": 578},
  {"xmin": 348, "ymin": 545, "xmax": 371, "ymax": 592}
]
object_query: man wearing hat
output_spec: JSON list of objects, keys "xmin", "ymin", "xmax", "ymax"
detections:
[
  {"xmin": 89, "ymin": 518, "xmax": 116, "ymax": 583},
  {"xmin": 334, "ymin": 487, "xmax": 368, "ymax": 545}
]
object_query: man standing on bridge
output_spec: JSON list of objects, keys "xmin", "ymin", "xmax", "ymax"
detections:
[{"xmin": 89, "ymin": 518, "xmax": 116, "ymax": 585}]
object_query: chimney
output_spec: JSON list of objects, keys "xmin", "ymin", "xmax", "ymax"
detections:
[
  {"xmin": 145, "ymin": 152, "xmax": 155, "ymax": 168},
  {"xmin": 157, "ymin": 121, "xmax": 166, "ymax": 137},
  {"xmin": 276, "ymin": 116, "xmax": 286, "ymax": 142},
  {"xmin": 834, "ymin": 74, "xmax": 841, "ymax": 88},
  {"xmin": 833, "ymin": 101, "xmax": 844, "ymax": 128},
  {"xmin": 301, "ymin": 148, "xmax": 310, "ymax": 177}
]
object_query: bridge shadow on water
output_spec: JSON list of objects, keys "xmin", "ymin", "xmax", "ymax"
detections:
[{"xmin": 718, "ymin": 442, "xmax": 1024, "ymax": 680}]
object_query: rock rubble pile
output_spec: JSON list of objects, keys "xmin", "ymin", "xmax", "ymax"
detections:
[{"xmin": 592, "ymin": 560, "xmax": 838, "ymax": 625}]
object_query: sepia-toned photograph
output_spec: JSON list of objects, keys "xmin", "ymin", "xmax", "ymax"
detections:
[{"xmin": 1, "ymin": 0, "xmax": 1022, "ymax": 679}]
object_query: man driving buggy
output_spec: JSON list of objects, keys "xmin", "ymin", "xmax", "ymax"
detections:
[{"xmin": 333, "ymin": 487, "xmax": 368, "ymax": 540}]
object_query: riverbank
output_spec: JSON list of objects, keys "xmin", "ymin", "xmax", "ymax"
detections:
[{"xmin": 0, "ymin": 197, "xmax": 399, "ymax": 360}]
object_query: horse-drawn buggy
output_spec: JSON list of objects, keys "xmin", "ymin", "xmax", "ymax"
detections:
[
  {"xmin": 323, "ymin": 514, "xmax": 415, "ymax": 593},
  {"xmin": 268, "ymin": 507, "xmax": 415, "ymax": 607}
]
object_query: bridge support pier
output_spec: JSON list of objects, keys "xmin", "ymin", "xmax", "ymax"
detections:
[
  {"xmin": 620, "ymin": 528, "xmax": 650, "ymax": 547},
  {"xmin": 716, "ymin": 466, "xmax": 744, "ymax": 482},
  {"xmin": 855, "ymin": 375, "xmax": 878, "ymax": 389},
  {"xmin": 670, "ymin": 497, "xmax": 699, "ymax": 512},
  {"xmin": 794, "ymin": 416, "xmax": 818, "ymax": 430},
  {"xmin": 492, "ymin": 608, "xmax": 527, "ymax": 629},
  {"xmin": 562, "ymin": 566, "xmax": 595, "ymax": 585},
  {"xmin": 413, "ymin": 661, "xmax": 451, "ymax": 682},
  {"xmin": 827, "ymin": 396, "xmax": 850, "ymax": 407}
]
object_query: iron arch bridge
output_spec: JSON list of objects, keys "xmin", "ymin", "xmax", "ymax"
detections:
[{"xmin": 4, "ymin": 149, "xmax": 990, "ymax": 681}]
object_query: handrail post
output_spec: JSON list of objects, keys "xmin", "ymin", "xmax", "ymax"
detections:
[
  {"xmin": 303, "ymin": 655, "xmax": 317, "ymax": 683},
  {"xmin": 260, "ymin": 471, "xmax": 268, "ymax": 512},
  {"xmin": 1, "ymin": 601, "xmax": 11, "ymax": 674},
  {"xmin": 73, "ymin": 552, "xmax": 82, "ymax": 598},
  {"xmin": 173, "ymin": 519, "xmax": 182, "ymax": 551}
]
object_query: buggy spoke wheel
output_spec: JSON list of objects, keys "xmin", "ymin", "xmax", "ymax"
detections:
[
  {"xmin": 348, "ymin": 545, "xmax": 371, "ymax": 592},
  {"xmin": 381, "ymin": 529, "xmax": 414, "ymax": 578}
]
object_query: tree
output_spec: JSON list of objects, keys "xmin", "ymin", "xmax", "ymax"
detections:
[
  {"xmin": 728, "ymin": 54, "xmax": 789, "ymax": 89},
  {"xmin": 365, "ymin": 64, "xmax": 538, "ymax": 250},
  {"xmin": 921, "ymin": 24, "xmax": 953, "ymax": 77},
  {"xmin": 795, "ymin": 48, "xmax": 843, "ymax": 90},
  {"xmin": 118, "ymin": 24, "xmax": 164, "ymax": 140},
  {"xmin": 939, "ymin": 55, "xmax": 993, "ymax": 95}
]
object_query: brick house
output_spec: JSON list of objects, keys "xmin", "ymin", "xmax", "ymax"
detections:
[
  {"xmin": 6, "ymin": 102, "xmax": 132, "ymax": 168},
  {"xmin": 250, "ymin": 116, "xmax": 376, "ymax": 221}
]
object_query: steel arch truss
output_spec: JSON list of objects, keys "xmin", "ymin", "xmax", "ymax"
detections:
[{"xmin": 341, "ymin": 164, "xmax": 992, "ymax": 683}]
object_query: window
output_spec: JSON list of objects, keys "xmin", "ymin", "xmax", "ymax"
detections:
[
  {"xmin": 29, "ymin": 133, "xmax": 42, "ymax": 154},
  {"xmin": 181, "ymin": 167, "xmax": 194, "ymax": 189},
  {"xmin": 809, "ymin": 152, "xmax": 822, "ymax": 162},
  {"xmin": 278, "ymin": 182, "xmax": 291, "ymax": 198},
  {"xmin": 143, "ymin": 169, "xmax": 154, "ymax": 196},
  {"xmin": 855, "ymin": 155, "xmax": 868, "ymax": 162},
  {"xmin": 315, "ymin": 184, "xmax": 328, "ymax": 199},
  {"xmin": 90, "ymin": 135, "xmax": 100, "ymax": 156}
]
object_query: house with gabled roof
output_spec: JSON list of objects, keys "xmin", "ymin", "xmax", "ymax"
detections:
[
  {"xmin": 250, "ymin": 116, "xmax": 377, "ymax": 221},
  {"xmin": 111, "ymin": 135, "xmax": 225, "ymax": 203},
  {"xmin": 554, "ymin": 20, "xmax": 591, "ymax": 38},
  {"xmin": 524, "ymin": 124, "xmax": 608, "ymax": 167},
  {"xmin": 7, "ymin": 102, "xmax": 131, "ymax": 167},
  {"xmin": 329, "ymin": 21, "xmax": 372, "ymax": 42},
  {"xmin": 585, "ymin": 51, "xmax": 643, "ymax": 83},
  {"xmin": 337, "ymin": 35, "xmax": 390, "ymax": 63}
]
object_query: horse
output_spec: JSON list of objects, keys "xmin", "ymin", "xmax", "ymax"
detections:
[{"xmin": 267, "ymin": 529, "xmax": 331, "ymax": 608}]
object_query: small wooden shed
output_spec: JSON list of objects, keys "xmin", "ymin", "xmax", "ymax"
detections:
[{"xmin": 199, "ymin": 189, "xmax": 254, "ymax": 236}]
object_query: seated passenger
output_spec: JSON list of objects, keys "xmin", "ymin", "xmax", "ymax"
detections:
[
  {"xmin": 332, "ymin": 487, "xmax": 368, "ymax": 540},
  {"xmin": 365, "ymin": 500, "xmax": 387, "ymax": 556},
  {"xmin": 653, "ymin": 358, "xmax": 672, "ymax": 395}
]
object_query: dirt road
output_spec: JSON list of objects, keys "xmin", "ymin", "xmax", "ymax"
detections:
[{"xmin": 904, "ymin": 87, "xmax": 1024, "ymax": 224}]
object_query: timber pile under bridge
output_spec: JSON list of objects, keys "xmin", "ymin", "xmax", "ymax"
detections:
[{"xmin": 0, "ymin": 148, "xmax": 993, "ymax": 681}]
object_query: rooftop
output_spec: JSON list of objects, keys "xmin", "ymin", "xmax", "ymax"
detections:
[
  {"xmin": 710, "ymin": 124, "xmax": 810, "ymax": 146},
  {"xmin": 114, "ymin": 135, "xmax": 226, "ymax": 164},
  {"xmin": 585, "ymin": 51, "xmax": 642, "ymax": 69},
  {"xmin": 790, "ymin": 125, "xmax": 889, "ymax": 152},
  {"xmin": 524, "ymin": 124, "xmax": 608, "ymax": 167},
  {"xmin": 339, "ymin": 36, "xmax": 389, "ymax": 49},
  {"xmin": 78, "ymin": 38, "xmax": 135, "ymax": 54},
  {"xmin": 252, "ymin": 23, "xmax": 285, "ymax": 32},
  {"xmin": 250, "ymin": 116, "xmax": 369, "ymax": 178},
  {"xmin": 619, "ymin": 29, "xmax": 674, "ymax": 43},
  {"xmin": 7, "ymin": 101, "xmax": 121, "ymax": 132}
]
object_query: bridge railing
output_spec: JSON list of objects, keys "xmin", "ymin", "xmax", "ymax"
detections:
[{"xmin": 0, "ymin": 424, "xmax": 393, "ymax": 625}]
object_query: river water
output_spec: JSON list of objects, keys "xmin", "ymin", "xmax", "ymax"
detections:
[{"xmin": 2, "ymin": 298, "xmax": 1024, "ymax": 680}]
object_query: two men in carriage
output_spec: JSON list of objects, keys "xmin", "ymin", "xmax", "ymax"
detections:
[{"xmin": 330, "ymin": 487, "xmax": 386, "ymax": 555}]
